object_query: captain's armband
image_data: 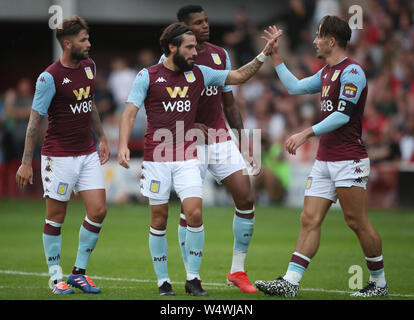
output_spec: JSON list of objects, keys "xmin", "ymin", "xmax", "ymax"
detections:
[{"xmin": 337, "ymin": 99, "xmax": 355, "ymax": 116}]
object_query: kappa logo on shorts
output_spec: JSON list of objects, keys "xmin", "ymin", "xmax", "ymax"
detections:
[
  {"xmin": 57, "ymin": 182, "xmax": 68, "ymax": 195},
  {"xmin": 150, "ymin": 180, "xmax": 161, "ymax": 193},
  {"xmin": 306, "ymin": 177, "xmax": 312, "ymax": 190}
]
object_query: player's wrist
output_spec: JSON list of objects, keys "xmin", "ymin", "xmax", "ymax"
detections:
[
  {"xmin": 271, "ymin": 54, "xmax": 283, "ymax": 66},
  {"xmin": 256, "ymin": 52, "xmax": 267, "ymax": 63}
]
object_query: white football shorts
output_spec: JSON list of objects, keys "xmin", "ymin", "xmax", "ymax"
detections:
[
  {"xmin": 140, "ymin": 158, "xmax": 203, "ymax": 205},
  {"xmin": 41, "ymin": 152, "xmax": 105, "ymax": 202},
  {"xmin": 197, "ymin": 140, "xmax": 247, "ymax": 183},
  {"xmin": 304, "ymin": 158, "xmax": 370, "ymax": 202}
]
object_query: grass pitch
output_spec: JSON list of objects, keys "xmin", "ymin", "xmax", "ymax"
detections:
[{"xmin": 0, "ymin": 199, "xmax": 413, "ymax": 301}]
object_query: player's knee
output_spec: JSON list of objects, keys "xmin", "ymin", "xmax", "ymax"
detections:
[
  {"xmin": 89, "ymin": 205, "xmax": 107, "ymax": 223},
  {"xmin": 300, "ymin": 209, "xmax": 321, "ymax": 230},
  {"xmin": 234, "ymin": 192, "xmax": 255, "ymax": 211},
  {"xmin": 344, "ymin": 215, "xmax": 361, "ymax": 233},
  {"xmin": 185, "ymin": 207, "xmax": 202, "ymax": 225}
]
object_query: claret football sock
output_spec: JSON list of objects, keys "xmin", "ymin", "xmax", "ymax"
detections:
[
  {"xmin": 178, "ymin": 213, "xmax": 188, "ymax": 272},
  {"xmin": 366, "ymin": 255, "xmax": 387, "ymax": 287},
  {"xmin": 186, "ymin": 224, "xmax": 205, "ymax": 279},
  {"xmin": 149, "ymin": 226, "xmax": 169, "ymax": 281},
  {"xmin": 283, "ymin": 252, "xmax": 311, "ymax": 286},
  {"xmin": 74, "ymin": 217, "xmax": 101, "ymax": 270},
  {"xmin": 231, "ymin": 207, "xmax": 255, "ymax": 273}
]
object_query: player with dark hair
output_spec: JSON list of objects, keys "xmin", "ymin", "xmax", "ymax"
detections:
[
  {"xmin": 16, "ymin": 15, "xmax": 110, "ymax": 294},
  {"xmin": 118, "ymin": 22, "xmax": 281, "ymax": 296},
  {"xmin": 168, "ymin": 4, "xmax": 258, "ymax": 293},
  {"xmin": 255, "ymin": 16, "xmax": 388, "ymax": 297}
]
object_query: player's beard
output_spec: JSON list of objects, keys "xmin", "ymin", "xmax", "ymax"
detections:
[
  {"xmin": 71, "ymin": 46, "xmax": 89, "ymax": 61},
  {"xmin": 173, "ymin": 51, "xmax": 194, "ymax": 72}
]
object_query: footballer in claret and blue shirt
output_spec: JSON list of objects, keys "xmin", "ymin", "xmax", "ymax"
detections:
[{"xmin": 118, "ymin": 22, "xmax": 282, "ymax": 296}]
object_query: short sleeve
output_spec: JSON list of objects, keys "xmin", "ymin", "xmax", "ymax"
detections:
[
  {"xmin": 32, "ymin": 72, "xmax": 56, "ymax": 116},
  {"xmin": 221, "ymin": 49, "xmax": 233, "ymax": 93},
  {"xmin": 338, "ymin": 64, "xmax": 366, "ymax": 104},
  {"xmin": 197, "ymin": 65, "xmax": 229, "ymax": 88},
  {"xmin": 126, "ymin": 68, "xmax": 150, "ymax": 108},
  {"xmin": 158, "ymin": 54, "xmax": 167, "ymax": 64}
]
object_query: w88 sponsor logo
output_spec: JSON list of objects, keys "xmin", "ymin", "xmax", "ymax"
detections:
[
  {"xmin": 70, "ymin": 99, "xmax": 93, "ymax": 114},
  {"xmin": 162, "ymin": 100, "xmax": 191, "ymax": 112}
]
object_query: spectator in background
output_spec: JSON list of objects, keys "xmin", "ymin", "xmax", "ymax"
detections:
[
  {"xmin": 2, "ymin": 78, "xmax": 33, "ymax": 197},
  {"xmin": 136, "ymin": 48, "xmax": 157, "ymax": 69},
  {"xmin": 365, "ymin": 121, "xmax": 401, "ymax": 164},
  {"xmin": 400, "ymin": 116, "xmax": 414, "ymax": 163},
  {"xmin": 254, "ymin": 134, "xmax": 290, "ymax": 204},
  {"xmin": 107, "ymin": 57, "xmax": 137, "ymax": 114},
  {"xmin": 272, "ymin": 0, "xmax": 315, "ymax": 52},
  {"xmin": 0, "ymin": 97, "xmax": 5, "ymax": 197},
  {"xmin": 107, "ymin": 57, "xmax": 145, "ymax": 146},
  {"xmin": 222, "ymin": 6, "xmax": 258, "ymax": 67},
  {"xmin": 94, "ymin": 72, "xmax": 119, "ymax": 157}
]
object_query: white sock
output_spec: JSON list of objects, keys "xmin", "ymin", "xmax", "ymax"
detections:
[
  {"xmin": 157, "ymin": 278, "xmax": 171, "ymax": 287},
  {"xmin": 230, "ymin": 250, "xmax": 246, "ymax": 273},
  {"xmin": 187, "ymin": 273, "xmax": 200, "ymax": 281}
]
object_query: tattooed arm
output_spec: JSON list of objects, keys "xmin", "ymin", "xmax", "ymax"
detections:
[
  {"xmin": 16, "ymin": 110, "xmax": 43, "ymax": 189},
  {"xmin": 91, "ymin": 104, "xmax": 110, "ymax": 164},
  {"xmin": 225, "ymin": 57, "xmax": 265, "ymax": 85}
]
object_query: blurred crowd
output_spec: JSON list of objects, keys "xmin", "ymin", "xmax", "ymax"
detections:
[{"xmin": 1, "ymin": 0, "xmax": 413, "ymax": 203}]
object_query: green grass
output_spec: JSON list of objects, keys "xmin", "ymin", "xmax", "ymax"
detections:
[{"xmin": 0, "ymin": 199, "xmax": 413, "ymax": 300}]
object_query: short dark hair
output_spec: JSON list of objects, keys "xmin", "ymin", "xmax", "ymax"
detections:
[
  {"xmin": 176, "ymin": 4, "xmax": 204, "ymax": 23},
  {"xmin": 318, "ymin": 15, "xmax": 352, "ymax": 49},
  {"xmin": 56, "ymin": 15, "xmax": 89, "ymax": 48},
  {"xmin": 159, "ymin": 22, "xmax": 194, "ymax": 55}
]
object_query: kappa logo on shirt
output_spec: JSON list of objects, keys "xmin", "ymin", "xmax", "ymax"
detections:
[
  {"xmin": 62, "ymin": 77, "xmax": 72, "ymax": 85},
  {"xmin": 156, "ymin": 77, "xmax": 167, "ymax": 83}
]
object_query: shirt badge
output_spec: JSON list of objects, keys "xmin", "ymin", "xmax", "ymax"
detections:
[
  {"xmin": 331, "ymin": 70, "xmax": 340, "ymax": 82},
  {"xmin": 84, "ymin": 66, "xmax": 94, "ymax": 80},
  {"xmin": 211, "ymin": 53, "xmax": 222, "ymax": 65},
  {"xmin": 184, "ymin": 71, "xmax": 196, "ymax": 83}
]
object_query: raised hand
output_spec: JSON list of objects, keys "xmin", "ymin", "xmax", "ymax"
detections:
[{"xmin": 261, "ymin": 25, "xmax": 283, "ymax": 56}]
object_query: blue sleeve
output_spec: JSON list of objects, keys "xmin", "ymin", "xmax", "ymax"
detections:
[
  {"xmin": 126, "ymin": 68, "xmax": 149, "ymax": 108},
  {"xmin": 312, "ymin": 111, "xmax": 350, "ymax": 136},
  {"xmin": 221, "ymin": 49, "xmax": 233, "ymax": 93},
  {"xmin": 275, "ymin": 63, "xmax": 323, "ymax": 95},
  {"xmin": 197, "ymin": 65, "xmax": 230, "ymax": 88},
  {"xmin": 338, "ymin": 64, "xmax": 366, "ymax": 104},
  {"xmin": 32, "ymin": 72, "xmax": 55, "ymax": 116},
  {"xmin": 158, "ymin": 54, "xmax": 167, "ymax": 64}
]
